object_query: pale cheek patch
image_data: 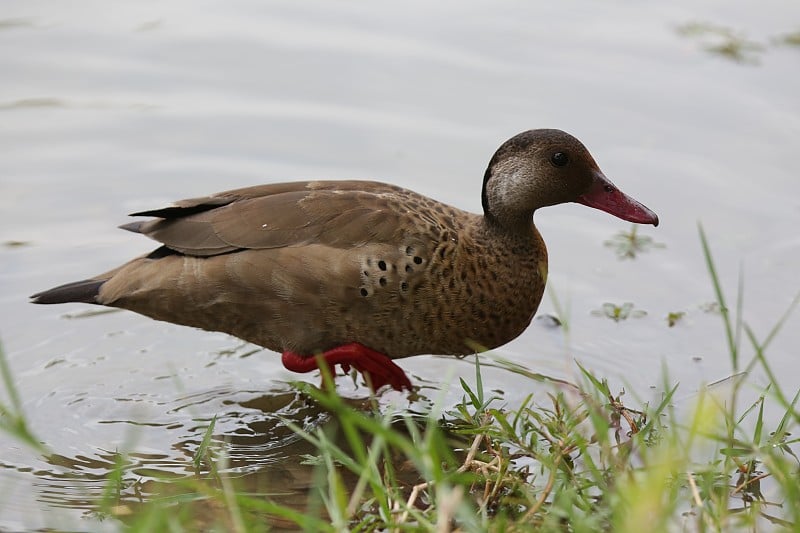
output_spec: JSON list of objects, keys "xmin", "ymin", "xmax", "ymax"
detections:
[{"xmin": 489, "ymin": 157, "xmax": 536, "ymax": 212}]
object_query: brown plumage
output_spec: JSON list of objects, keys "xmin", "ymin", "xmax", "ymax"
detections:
[{"xmin": 31, "ymin": 129, "xmax": 658, "ymax": 391}]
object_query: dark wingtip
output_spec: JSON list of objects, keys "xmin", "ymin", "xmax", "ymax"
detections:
[
  {"xmin": 30, "ymin": 279, "xmax": 105, "ymax": 305},
  {"xmin": 129, "ymin": 208, "xmax": 164, "ymax": 217}
]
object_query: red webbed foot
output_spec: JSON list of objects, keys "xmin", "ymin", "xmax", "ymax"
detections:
[{"xmin": 281, "ymin": 343, "xmax": 412, "ymax": 392}]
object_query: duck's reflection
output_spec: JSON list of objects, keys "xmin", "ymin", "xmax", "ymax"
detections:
[{"xmin": 33, "ymin": 380, "xmax": 445, "ymax": 530}]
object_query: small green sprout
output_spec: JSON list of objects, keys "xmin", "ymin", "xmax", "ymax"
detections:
[
  {"xmin": 773, "ymin": 30, "xmax": 800, "ymax": 46},
  {"xmin": 591, "ymin": 302, "xmax": 647, "ymax": 322},
  {"xmin": 604, "ymin": 225, "xmax": 664, "ymax": 259},
  {"xmin": 676, "ymin": 22, "xmax": 765, "ymax": 64},
  {"xmin": 666, "ymin": 311, "xmax": 686, "ymax": 327}
]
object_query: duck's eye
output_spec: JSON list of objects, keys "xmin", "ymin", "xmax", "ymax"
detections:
[{"xmin": 550, "ymin": 152, "xmax": 569, "ymax": 167}]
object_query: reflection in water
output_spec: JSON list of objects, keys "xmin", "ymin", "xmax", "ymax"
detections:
[{"xmin": 23, "ymin": 383, "xmax": 444, "ymax": 529}]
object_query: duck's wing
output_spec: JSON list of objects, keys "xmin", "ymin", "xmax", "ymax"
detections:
[{"xmin": 121, "ymin": 180, "xmax": 417, "ymax": 256}]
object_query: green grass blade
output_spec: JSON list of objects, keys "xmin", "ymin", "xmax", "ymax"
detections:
[
  {"xmin": 745, "ymin": 325, "xmax": 799, "ymax": 425},
  {"xmin": 0, "ymin": 342, "xmax": 22, "ymax": 414},
  {"xmin": 0, "ymin": 343, "xmax": 49, "ymax": 454},
  {"xmin": 193, "ymin": 415, "xmax": 217, "ymax": 472},
  {"xmin": 753, "ymin": 395, "xmax": 765, "ymax": 446},
  {"xmin": 474, "ymin": 355, "xmax": 484, "ymax": 406},
  {"xmin": 698, "ymin": 223, "xmax": 738, "ymax": 369},
  {"xmin": 459, "ymin": 377, "xmax": 481, "ymax": 411},
  {"xmin": 762, "ymin": 289, "xmax": 800, "ymax": 351}
]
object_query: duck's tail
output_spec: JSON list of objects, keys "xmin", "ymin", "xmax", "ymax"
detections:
[{"xmin": 30, "ymin": 279, "xmax": 106, "ymax": 305}]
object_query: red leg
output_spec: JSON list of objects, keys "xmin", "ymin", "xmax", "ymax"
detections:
[{"xmin": 281, "ymin": 343, "xmax": 412, "ymax": 392}]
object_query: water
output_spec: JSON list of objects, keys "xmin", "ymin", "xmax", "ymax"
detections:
[{"xmin": 1, "ymin": 0, "xmax": 799, "ymax": 529}]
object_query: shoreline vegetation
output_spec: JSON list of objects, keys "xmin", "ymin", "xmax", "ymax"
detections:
[{"xmin": 1, "ymin": 227, "xmax": 798, "ymax": 531}]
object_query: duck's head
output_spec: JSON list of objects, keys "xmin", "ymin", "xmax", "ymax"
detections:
[{"xmin": 481, "ymin": 129, "xmax": 658, "ymax": 228}]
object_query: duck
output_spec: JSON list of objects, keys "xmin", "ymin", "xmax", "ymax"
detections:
[{"xmin": 31, "ymin": 129, "xmax": 658, "ymax": 392}]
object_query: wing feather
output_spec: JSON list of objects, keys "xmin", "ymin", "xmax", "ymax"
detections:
[{"xmin": 125, "ymin": 181, "xmax": 417, "ymax": 256}]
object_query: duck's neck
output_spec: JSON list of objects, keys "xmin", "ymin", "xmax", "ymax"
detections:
[
  {"xmin": 480, "ymin": 210, "xmax": 538, "ymax": 242},
  {"xmin": 468, "ymin": 213, "xmax": 545, "ymax": 278}
]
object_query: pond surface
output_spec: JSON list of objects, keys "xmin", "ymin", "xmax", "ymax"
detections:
[{"xmin": 1, "ymin": 0, "xmax": 799, "ymax": 529}]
